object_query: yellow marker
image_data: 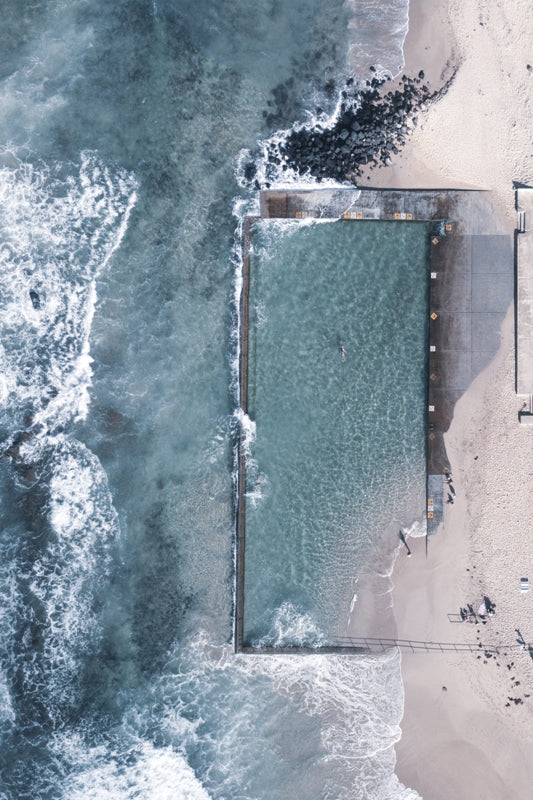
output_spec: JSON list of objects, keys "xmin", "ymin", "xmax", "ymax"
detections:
[{"xmin": 430, "ymin": 312, "xmax": 438, "ymax": 320}]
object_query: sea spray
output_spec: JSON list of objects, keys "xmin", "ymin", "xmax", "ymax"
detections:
[
  {"xmin": 23, "ymin": 439, "xmax": 119, "ymax": 723},
  {"xmin": 0, "ymin": 151, "xmax": 136, "ymax": 746},
  {"xmin": 56, "ymin": 735, "xmax": 213, "ymax": 800},
  {"xmin": 257, "ymin": 602, "xmax": 326, "ymax": 648}
]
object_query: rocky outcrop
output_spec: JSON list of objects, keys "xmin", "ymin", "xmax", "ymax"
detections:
[{"xmin": 244, "ymin": 69, "xmax": 457, "ymax": 188}]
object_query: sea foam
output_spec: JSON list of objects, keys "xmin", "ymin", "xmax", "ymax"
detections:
[
  {"xmin": 156, "ymin": 633, "xmax": 421, "ymax": 800},
  {"xmin": 54, "ymin": 733, "xmax": 213, "ymax": 800},
  {"xmin": 24, "ymin": 438, "xmax": 120, "ymax": 719},
  {"xmin": 0, "ymin": 152, "xmax": 135, "ymax": 726},
  {"xmin": 0, "ymin": 151, "xmax": 137, "ymax": 447}
]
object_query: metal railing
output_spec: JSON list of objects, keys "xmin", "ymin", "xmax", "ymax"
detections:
[
  {"xmin": 236, "ymin": 636, "xmax": 522, "ymax": 655},
  {"xmin": 329, "ymin": 636, "xmax": 515, "ymax": 655}
]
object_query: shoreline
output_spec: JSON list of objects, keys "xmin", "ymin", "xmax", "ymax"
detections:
[
  {"xmin": 359, "ymin": 0, "xmax": 463, "ymax": 192},
  {"xmin": 381, "ymin": 0, "xmax": 533, "ymax": 797},
  {"xmin": 393, "ymin": 309, "xmax": 533, "ymax": 800}
]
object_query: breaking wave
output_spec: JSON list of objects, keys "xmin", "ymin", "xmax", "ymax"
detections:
[{"xmin": 0, "ymin": 150, "xmax": 137, "ymax": 448}]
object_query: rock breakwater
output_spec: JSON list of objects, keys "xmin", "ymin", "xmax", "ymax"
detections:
[{"xmin": 243, "ymin": 69, "xmax": 456, "ymax": 188}]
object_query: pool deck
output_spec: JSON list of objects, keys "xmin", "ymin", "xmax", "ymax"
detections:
[{"xmin": 236, "ymin": 186, "xmax": 513, "ymax": 652}]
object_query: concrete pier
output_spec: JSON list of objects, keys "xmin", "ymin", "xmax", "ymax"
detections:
[
  {"xmin": 234, "ymin": 216, "xmax": 256, "ymax": 654},
  {"xmin": 238, "ymin": 637, "xmax": 515, "ymax": 656},
  {"xmin": 236, "ymin": 187, "xmax": 512, "ymax": 651}
]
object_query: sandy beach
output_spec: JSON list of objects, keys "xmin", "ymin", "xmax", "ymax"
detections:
[
  {"xmin": 394, "ymin": 307, "xmax": 533, "ymax": 800},
  {"xmin": 378, "ymin": 0, "xmax": 533, "ymax": 797}
]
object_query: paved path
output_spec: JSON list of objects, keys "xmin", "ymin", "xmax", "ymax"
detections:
[{"xmin": 516, "ymin": 187, "xmax": 533, "ymax": 398}]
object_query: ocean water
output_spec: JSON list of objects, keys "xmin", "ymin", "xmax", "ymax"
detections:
[{"xmin": 0, "ymin": 2, "xmax": 423, "ymax": 799}]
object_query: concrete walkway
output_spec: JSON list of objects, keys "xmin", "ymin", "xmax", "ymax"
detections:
[{"xmin": 516, "ymin": 187, "xmax": 533, "ymax": 399}]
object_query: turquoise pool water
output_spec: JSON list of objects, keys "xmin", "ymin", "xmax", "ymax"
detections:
[{"xmin": 243, "ymin": 219, "xmax": 429, "ymax": 645}]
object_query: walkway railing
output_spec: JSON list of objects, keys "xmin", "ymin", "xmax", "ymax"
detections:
[
  {"xmin": 332, "ymin": 636, "xmax": 514, "ymax": 654},
  {"xmin": 238, "ymin": 637, "xmax": 521, "ymax": 655}
]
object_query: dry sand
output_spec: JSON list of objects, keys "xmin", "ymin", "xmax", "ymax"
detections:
[
  {"xmin": 365, "ymin": 0, "xmax": 533, "ymax": 227},
  {"xmin": 405, "ymin": 0, "xmax": 533, "ymax": 229},
  {"xmin": 375, "ymin": 0, "xmax": 533, "ymax": 797}
]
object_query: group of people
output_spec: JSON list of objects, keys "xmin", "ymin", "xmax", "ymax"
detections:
[{"xmin": 459, "ymin": 599, "xmax": 496, "ymax": 623}]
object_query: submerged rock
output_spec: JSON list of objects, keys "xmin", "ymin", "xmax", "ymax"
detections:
[{"xmin": 29, "ymin": 289, "xmax": 41, "ymax": 310}]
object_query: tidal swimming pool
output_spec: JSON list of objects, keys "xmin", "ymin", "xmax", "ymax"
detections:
[{"xmin": 241, "ymin": 219, "xmax": 430, "ymax": 647}]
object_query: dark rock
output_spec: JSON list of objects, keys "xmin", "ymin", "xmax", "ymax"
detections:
[
  {"xmin": 257, "ymin": 68, "xmax": 452, "ymax": 184},
  {"xmin": 29, "ymin": 290, "xmax": 40, "ymax": 310},
  {"xmin": 22, "ymin": 467, "xmax": 37, "ymax": 483},
  {"xmin": 244, "ymin": 161, "xmax": 256, "ymax": 182},
  {"xmin": 340, "ymin": 111, "xmax": 353, "ymax": 127}
]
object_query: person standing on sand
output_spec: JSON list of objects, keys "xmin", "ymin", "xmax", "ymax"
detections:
[{"xmin": 399, "ymin": 530, "xmax": 412, "ymax": 557}]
